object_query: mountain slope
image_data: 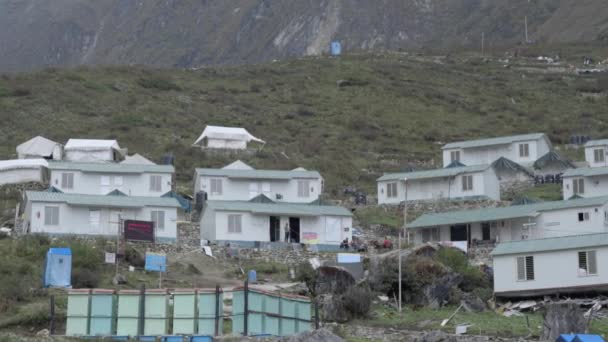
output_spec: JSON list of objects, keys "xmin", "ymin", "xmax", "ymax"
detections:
[{"xmin": 0, "ymin": 0, "xmax": 607, "ymax": 72}]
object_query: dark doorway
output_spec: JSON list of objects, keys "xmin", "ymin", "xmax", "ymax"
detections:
[
  {"xmin": 450, "ymin": 224, "xmax": 468, "ymax": 242},
  {"xmin": 269, "ymin": 216, "xmax": 281, "ymax": 242},
  {"xmin": 481, "ymin": 223, "xmax": 491, "ymax": 241},
  {"xmin": 289, "ymin": 217, "xmax": 300, "ymax": 243}
]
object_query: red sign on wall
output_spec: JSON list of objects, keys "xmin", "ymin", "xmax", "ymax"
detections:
[{"xmin": 124, "ymin": 220, "xmax": 155, "ymax": 242}]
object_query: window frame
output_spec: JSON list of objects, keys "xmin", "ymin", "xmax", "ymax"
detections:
[
  {"xmin": 516, "ymin": 255, "xmax": 535, "ymax": 281},
  {"xmin": 578, "ymin": 212, "xmax": 590, "ymax": 222},
  {"xmin": 61, "ymin": 173, "xmax": 74, "ymax": 189},
  {"xmin": 386, "ymin": 182, "xmax": 398, "ymax": 198},
  {"xmin": 594, "ymin": 149, "xmax": 605, "ymax": 163},
  {"xmin": 450, "ymin": 150, "xmax": 461, "ymax": 163},
  {"xmin": 149, "ymin": 175, "xmax": 162, "ymax": 192},
  {"xmin": 578, "ymin": 250, "xmax": 598, "ymax": 277},
  {"xmin": 462, "ymin": 174, "xmax": 473, "ymax": 191},
  {"xmin": 573, "ymin": 178, "xmax": 585, "ymax": 195},
  {"xmin": 151, "ymin": 210, "xmax": 165, "ymax": 231},
  {"xmin": 519, "ymin": 143, "xmax": 530, "ymax": 158},
  {"xmin": 297, "ymin": 180, "xmax": 311, "ymax": 198},
  {"xmin": 44, "ymin": 206, "xmax": 60, "ymax": 226},
  {"xmin": 210, "ymin": 178, "xmax": 223, "ymax": 195},
  {"xmin": 228, "ymin": 214, "xmax": 242, "ymax": 234}
]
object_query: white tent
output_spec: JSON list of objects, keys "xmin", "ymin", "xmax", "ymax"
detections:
[
  {"xmin": 64, "ymin": 139, "xmax": 123, "ymax": 162},
  {"xmin": 121, "ymin": 153, "xmax": 156, "ymax": 165},
  {"xmin": 0, "ymin": 159, "xmax": 48, "ymax": 185},
  {"xmin": 16, "ymin": 136, "xmax": 62, "ymax": 160},
  {"xmin": 193, "ymin": 125, "xmax": 265, "ymax": 150}
]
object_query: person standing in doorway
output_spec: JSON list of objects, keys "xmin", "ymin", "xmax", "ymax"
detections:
[{"xmin": 284, "ymin": 222, "xmax": 290, "ymax": 243}]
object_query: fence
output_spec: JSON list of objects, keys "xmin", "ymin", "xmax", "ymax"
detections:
[{"xmin": 60, "ymin": 282, "xmax": 317, "ymax": 339}]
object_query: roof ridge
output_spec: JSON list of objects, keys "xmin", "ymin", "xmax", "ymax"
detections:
[{"xmin": 499, "ymin": 232, "xmax": 608, "ymax": 244}]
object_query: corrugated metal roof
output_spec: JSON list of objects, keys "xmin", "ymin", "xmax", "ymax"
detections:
[
  {"xmin": 25, "ymin": 191, "xmax": 180, "ymax": 208},
  {"xmin": 563, "ymin": 166, "xmax": 608, "ymax": 178},
  {"xmin": 205, "ymin": 200, "xmax": 352, "ymax": 217},
  {"xmin": 195, "ymin": 168, "xmax": 321, "ymax": 180},
  {"xmin": 377, "ymin": 164, "xmax": 490, "ymax": 182},
  {"xmin": 491, "ymin": 233, "xmax": 608, "ymax": 256},
  {"xmin": 442, "ymin": 133, "xmax": 547, "ymax": 150},
  {"xmin": 584, "ymin": 139, "xmax": 608, "ymax": 148},
  {"xmin": 407, "ymin": 195, "xmax": 608, "ymax": 228},
  {"xmin": 48, "ymin": 161, "xmax": 173, "ymax": 174}
]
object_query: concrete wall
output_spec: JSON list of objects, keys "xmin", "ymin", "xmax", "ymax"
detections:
[
  {"xmin": 0, "ymin": 168, "xmax": 44, "ymax": 185},
  {"xmin": 493, "ymin": 247, "xmax": 608, "ymax": 294},
  {"xmin": 196, "ymin": 176, "xmax": 322, "ymax": 203},
  {"xmin": 50, "ymin": 170, "xmax": 172, "ymax": 196},
  {"xmin": 25, "ymin": 202, "xmax": 177, "ymax": 241},
  {"xmin": 442, "ymin": 138, "xmax": 550, "ymax": 167},
  {"xmin": 563, "ymin": 175, "xmax": 608, "ymax": 200},
  {"xmin": 585, "ymin": 146, "xmax": 608, "ymax": 168}
]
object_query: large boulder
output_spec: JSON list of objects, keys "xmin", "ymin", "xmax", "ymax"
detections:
[
  {"xmin": 542, "ymin": 303, "xmax": 587, "ymax": 341},
  {"xmin": 280, "ymin": 328, "xmax": 344, "ymax": 342},
  {"xmin": 315, "ymin": 266, "xmax": 355, "ymax": 295},
  {"xmin": 419, "ymin": 272, "xmax": 462, "ymax": 309}
]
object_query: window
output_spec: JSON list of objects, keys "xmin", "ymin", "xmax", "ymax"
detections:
[
  {"xmin": 262, "ymin": 182, "xmax": 271, "ymax": 194},
  {"xmin": 594, "ymin": 149, "xmax": 605, "ymax": 163},
  {"xmin": 44, "ymin": 206, "xmax": 59, "ymax": 226},
  {"xmin": 516, "ymin": 256, "xmax": 535, "ymax": 281},
  {"xmin": 578, "ymin": 250, "xmax": 598, "ymax": 276},
  {"xmin": 462, "ymin": 175, "xmax": 473, "ymax": 191},
  {"xmin": 450, "ymin": 151, "xmax": 461, "ymax": 163},
  {"xmin": 210, "ymin": 178, "xmax": 223, "ymax": 195},
  {"xmin": 422, "ymin": 228, "xmax": 440, "ymax": 243},
  {"xmin": 149, "ymin": 175, "xmax": 162, "ymax": 192},
  {"xmin": 519, "ymin": 143, "xmax": 530, "ymax": 157},
  {"xmin": 297, "ymin": 180, "xmax": 310, "ymax": 198},
  {"xmin": 89, "ymin": 210, "xmax": 100, "ymax": 228},
  {"xmin": 101, "ymin": 176, "xmax": 111, "ymax": 186},
  {"xmin": 387, "ymin": 182, "xmax": 398, "ymax": 198},
  {"xmin": 228, "ymin": 214, "xmax": 242, "ymax": 233},
  {"xmin": 578, "ymin": 212, "xmax": 590, "ymax": 222},
  {"xmin": 61, "ymin": 173, "xmax": 74, "ymax": 189},
  {"xmin": 151, "ymin": 211, "xmax": 165, "ymax": 231},
  {"xmin": 573, "ymin": 178, "xmax": 585, "ymax": 195},
  {"xmin": 114, "ymin": 176, "xmax": 123, "ymax": 186}
]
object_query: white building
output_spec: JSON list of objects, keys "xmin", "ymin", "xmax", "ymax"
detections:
[
  {"xmin": 562, "ymin": 167, "xmax": 608, "ymax": 199},
  {"xmin": 492, "ymin": 233, "xmax": 608, "ymax": 297},
  {"xmin": 0, "ymin": 159, "xmax": 48, "ymax": 185},
  {"xmin": 584, "ymin": 139, "xmax": 608, "ymax": 168},
  {"xmin": 200, "ymin": 195, "xmax": 353, "ymax": 248},
  {"xmin": 47, "ymin": 162, "xmax": 174, "ymax": 196},
  {"xmin": 23, "ymin": 191, "xmax": 180, "ymax": 243},
  {"xmin": 407, "ymin": 196, "xmax": 608, "ymax": 246},
  {"xmin": 64, "ymin": 139, "xmax": 123, "ymax": 163},
  {"xmin": 16, "ymin": 136, "xmax": 62, "ymax": 160},
  {"xmin": 192, "ymin": 125, "xmax": 265, "ymax": 150},
  {"xmin": 194, "ymin": 161, "xmax": 323, "ymax": 203},
  {"xmin": 377, "ymin": 165, "xmax": 500, "ymax": 204},
  {"xmin": 441, "ymin": 133, "xmax": 552, "ymax": 167}
]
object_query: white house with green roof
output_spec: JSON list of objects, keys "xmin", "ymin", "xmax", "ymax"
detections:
[
  {"xmin": 377, "ymin": 165, "xmax": 500, "ymax": 204},
  {"xmin": 585, "ymin": 139, "xmax": 608, "ymax": 168},
  {"xmin": 199, "ymin": 195, "xmax": 353, "ymax": 248},
  {"xmin": 194, "ymin": 161, "xmax": 323, "ymax": 203},
  {"xmin": 441, "ymin": 133, "xmax": 551, "ymax": 168},
  {"xmin": 492, "ymin": 233, "xmax": 608, "ymax": 297},
  {"xmin": 48, "ymin": 161, "xmax": 174, "ymax": 196},
  {"xmin": 407, "ymin": 196, "xmax": 608, "ymax": 246},
  {"xmin": 562, "ymin": 167, "xmax": 608, "ymax": 200},
  {"xmin": 23, "ymin": 191, "xmax": 181, "ymax": 242}
]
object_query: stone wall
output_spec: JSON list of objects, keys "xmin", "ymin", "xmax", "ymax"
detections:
[{"xmin": 500, "ymin": 180, "xmax": 534, "ymax": 201}]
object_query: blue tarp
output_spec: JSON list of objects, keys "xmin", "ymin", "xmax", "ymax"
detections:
[
  {"xmin": 145, "ymin": 253, "xmax": 167, "ymax": 272},
  {"xmin": 557, "ymin": 335, "xmax": 576, "ymax": 342},
  {"xmin": 43, "ymin": 248, "xmax": 72, "ymax": 288},
  {"xmin": 573, "ymin": 335, "xmax": 606, "ymax": 342},
  {"xmin": 162, "ymin": 191, "xmax": 192, "ymax": 213},
  {"xmin": 330, "ymin": 41, "xmax": 342, "ymax": 56}
]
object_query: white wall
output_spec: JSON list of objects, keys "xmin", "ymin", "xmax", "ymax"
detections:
[
  {"xmin": 537, "ymin": 205, "xmax": 608, "ymax": 238},
  {"xmin": 206, "ymin": 138, "xmax": 248, "ymax": 150},
  {"xmin": 442, "ymin": 138, "xmax": 550, "ymax": 167},
  {"xmin": 64, "ymin": 149, "xmax": 115, "ymax": 163},
  {"xmin": 197, "ymin": 176, "xmax": 323, "ymax": 203},
  {"xmin": 0, "ymin": 168, "xmax": 44, "ymax": 185},
  {"xmin": 50, "ymin": 170, "xmax": 172, "ymax": 196},
  {"xmin": 25, "ymin": 202, "xmax": 177, "ymax": 241},
  {"xmin": 563, "ymin": 175, "xmax": 608, "ymax": 200},
  {"xmin": 377, "ymin": 180, "xmax": 407, "ymax": 204},
  {"xmin": 493, "ymin": 247, "xmax": 608, "ymax": 294},
  {"xmin": 585, "ymin": 146, "xmax": 608, "ymax": 168}
]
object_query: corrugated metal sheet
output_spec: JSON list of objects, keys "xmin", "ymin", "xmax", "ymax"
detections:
[
  {"xmin": 205, "ymin": 200, "xmax": 352, "ymax": 217},
  {"xmin": 585, "ymin": 139, "xmax": 608, "ymax": 148},
  {"xmin": 377, "ymin": 164, "xmax": 490, "ymax": 182},
  {"xmin": 491, "ymin": 232, "xmax": 608, "ymax": 256},
  {"xmin": 563, "ymin": 166, "xmax": 608, "ymax": 178},
  {"xmin": 48, "ymin": 161, "xmax": 174, "ymax": 174},
  {"xmin": 195, "ymin": 168, "xmax": 321, "ymax": 180},
  {"xmin": 25, "ymin": 191, "xmax": 181, "ymax": 208},
  {"xmin": 442, "ymin": 133, "xmax": 547, "ymax": 150}
]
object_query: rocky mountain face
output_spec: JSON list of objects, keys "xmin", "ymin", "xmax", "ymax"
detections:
[{"xmin": 0, "ymin": 0, "xmax": 606, "ymax": 72}]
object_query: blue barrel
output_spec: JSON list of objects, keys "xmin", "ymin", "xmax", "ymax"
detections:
[
  {"xmin": 189, "ymin": 336, "xmax": 213, "ymax": 342},
  {"xmin": 248, "ymin": 270, "xmax": 257, "ymax": 283}
]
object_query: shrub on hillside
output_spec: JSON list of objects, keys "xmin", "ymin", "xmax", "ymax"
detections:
[
  {"xmin": 137, "ymin": 77, "xmax": 181, "ymax": 91},
  {"xmin": 296, "ymin": 261, "xmax": 317, "ymax": 295},
  {"xmin": 342, "ymin": 285, "xmax": 372, "ymax": 318},
  {"xmin": 435, "ymin": 248, "xmax": 489, "ymax": 292},
  {"xmin": 72, "ymin": 268, "xmax": 100, "ymax": 288}
]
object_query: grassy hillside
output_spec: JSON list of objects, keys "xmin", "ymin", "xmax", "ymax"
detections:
[{"xmin": 1, "ymin": 50, "xmax": 607, "ymax": 195}]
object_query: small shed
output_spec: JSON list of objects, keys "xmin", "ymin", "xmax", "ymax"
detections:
[
  {"xmin": 17, "ymin": 136, "xmax": 62, "ymax": 160},
  {"xmin": 64, "ymin": 139, "xmax": 124, "ymax": 162},
  {"xmin": 43, "ymin": 248, "xmax": 71, "ymax": 288},
  {"xmin": 192, "ymin": 125, "xmax": 265, "ymax": 150}
]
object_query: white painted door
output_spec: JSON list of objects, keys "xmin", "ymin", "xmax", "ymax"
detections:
[{"xmin": 325, "ymin": 217, "xmax": 342, "ymax": 242}]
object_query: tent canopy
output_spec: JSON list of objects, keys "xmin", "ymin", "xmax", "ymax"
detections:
[
  {"xmin": 16, "ymin": 136, "xmax": 61, "ymax": 158},
  {"xmin": 65, "ymin": 139, "xmax": 120, "ymax": 151},
  {"xmin": 0, "ymin": 158, "xmax": 48, "ymax": 171},
  {"xmin": 193, "ymin": 125, "xmax": 265, "ymax": 146}
]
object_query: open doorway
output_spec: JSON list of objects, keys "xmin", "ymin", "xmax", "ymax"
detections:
[
  {"xmin": 269, "ymin": 216, "xmax": 281, "ymax": 242},
  {"xmin": 450, "ymin": 224, "xmax": 470, "ymax": 245},
  {"xmin": 289, "ymin": 217, "xmax": 300, "ymax": 243}
]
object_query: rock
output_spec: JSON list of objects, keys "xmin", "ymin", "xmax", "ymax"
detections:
[
  {"xmin": 542, "ymin": 303, "xmax": 587, "ymax": 341},
  {"xmin": 279, "ymin": 328, "xmax": 344, "ymax": 342},
  {"xmin": 336, "ymin": 79, "xmax": 352, "ymax": 88},
  {"xmin": 420, "ymin": 272, "xmax": 462, "ymax": 309},
  {"xmin": 319, "ymin": 294, "xmax": 350, "ymax": 323},
  {"xmin": 36, "ymin": 329, "xmax": 50, "ymax": 337},
  {"xmin": 315, "ymin": 266, "xmax": 355, "ymax": 295},
  {"xmin": 413, "ymin": 330, "xmax": 457, "ymax": 342},
  {"xmin": 460, "ymin": 293, "xmax": 487, "ymax": 312},
  {"xmin": 112, "ymin": 274, "xmax": 128, "ymax": 285},
  {"xmin": 112, "ymin": 81, "xmax": 129, "ymax": 92}
]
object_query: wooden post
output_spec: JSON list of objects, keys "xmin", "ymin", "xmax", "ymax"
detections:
[
  {"xmin": 314, "ymin": 300, "xmax": 320, "ymax": 330},
  {"xmin": 244, "ymin": 281, "xmax": 249, "ymax": 336},
  {"xmin": 214, "ymin": 284, "xmax": 220, "ymax": 336},
  {"xmin": 49, "ymin": 295, "xmax": 55, "ymax": 335},
  {"xmin": 138, "ymin": 284, "xmax": 146, "ymax": 336}
]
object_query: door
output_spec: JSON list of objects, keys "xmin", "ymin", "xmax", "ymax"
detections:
[
  {"xmin": 289, "ymin": 217, "xmax": 300, "ymax": 243},
  {"xmin": 450, "ymin": 224, "xmax": 468, "ymax": 242},
  {"xmin": 325, "ymin": 217, "xmax": 342, "ymax": 242},
  {"xmin": 481, "ymin": 223, "xmax": 491, "ymax": 241},
  {"xmin": 269, "ymin": 216, "xmax": 281, "ymax": 242}
]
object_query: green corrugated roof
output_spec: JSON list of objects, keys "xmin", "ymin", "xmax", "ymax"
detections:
[
  {"xmin": 585, "ymin": 139, "xmax": 608, "ymax": 148},
  {"xmin": 205, "ymin": 200, "xmax": 352, "ymax": 217},
  {"xmin": 442, "ymin": 133, "xmax": 547, "ymax": 150},
  {"xmin": 195, "ymin": 168, "xmax": 321, "ymax": 180},
  {"xmin": 48, "ymin": 161, "xmax": 173, "ymax": 174},
  {"xmin": 377, "ymin": 164, "xmax": 490, "ymax": 182},
  {"xmin": 407, "ymin": 195, "xmax": 608, "ymax": 229},
  {"xmin": 563, "ymin": 166, "xmax": 608, "ymax": 178},
  {"xmin": 491, "ymin": 233, "xmax": 608, "ymax": 256},
  {"xmin": 25, "ymin": 191, "xmax": 180, "ymax": 208}
]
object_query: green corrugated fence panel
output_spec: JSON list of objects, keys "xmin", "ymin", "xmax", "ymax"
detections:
[
  {"xmin": 280, "ymin": 298, "xmax": 297, "ymax": 336},
  {"xmin": 248, "ymin": 313, "xmax": 264, "ymax": 335},
  {"xmin": 173, "ymin": 290, "xmax": 196, "ymax": 335},
  {"xmin": 296, "ymin": 301, "xmax": 312, "ymax": 333},
  {"xmin": 89, "ymin": 290, "xmax": 115, "ymax": 336},
  {"xmin": 198, "ymin": 290, "xmax": 222, "ymax": 335},
  {"xmin": 117, "ymin": 291, "xmax": 140, "ymax": 336},
  {"xmin": 266, "ymin": 295, "xmax": 280, "ymax": 315},
  {"xmin": 144, "ymin": 290, "xmax": 168, "ymax": 336},
  {"xmin": 265, "ymin": 316, "xmax": 280, "ymax": 336},
  {"xmin": 231, "ymin": 290, "xmax": 244, "ymax": 334},
  {"xmin": 66, "ymin": 290, "xmax": 90, "ymax": 336}
]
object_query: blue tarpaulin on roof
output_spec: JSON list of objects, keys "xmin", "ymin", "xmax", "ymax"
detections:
[
  {"xmin": 43, "ymin": 248, "xmax": 71, "ymax": 288},
  {"xmin": 557, "ymin": 335, "xmax": 576, "ymax": 342},
  {"xmin": 162, "ymin": 191, "xmax": 192, "ymax": 213},
  {"xmin": 573, "ymin": 335, "xmax": 606, "ymax": 342}
]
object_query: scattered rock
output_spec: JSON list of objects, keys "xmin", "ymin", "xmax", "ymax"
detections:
[
  {"xmin": 542, "ymin": 303, "xmax": 587, "ymax": 341},
  {"xmin": 336, "ymin": 79, "xmax": 352, "ymax": 88},
  {"xmin": 279, "ymin": 328, "xmax": 344, "ymax": 342},
  {"xmin": 413, "ymin": 330, "xmax": 457, "ymax": 342},
  {"xmin": 112, "ymin": 274, "xmax": 128, "ymax": 285},
  {"xmin": 111, "ymin": 81, "xmax": 129, "ymax": 92},
  {"xmin": 36, "ymin": 329, "xmax": 50, "ymax": 337},
  {"xmin": 460, "ymin": 293, "xmax": 487, "ymax": 312},
  {"xmin": 420, "ymin": 272, "xmax": 462, "ymax": 309}
]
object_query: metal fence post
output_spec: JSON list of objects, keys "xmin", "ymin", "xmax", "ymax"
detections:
[
  {"xmin": 214, "ymin": 284, "xmax": 220, "ymax": 336},
  {"xmin": 314, "ymin": 299, "xmax": 320, "ymax": 330},
  {"xmin": 244, "ymin": 280, "xmax": 249, "ymax": 336},
  {"xmin": 49, "ymin": 295, "xmax": 55, "ymax": 335},
  {"xmin": 138, "ymin": 284, "xmax": 146, "ymax": 336}
]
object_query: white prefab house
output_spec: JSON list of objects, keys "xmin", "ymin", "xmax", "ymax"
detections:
[
  {"xmin": 64, "ymin": 139, "xmax": 123, "ymax": 162},
  {"xmin": 492, "ymin": 233, "xmax": 608, "ymax": 297},
  {"xmin": 23, "ymin": 191, "xmax": 180, "ymax": 243},
  {"xmin": 407, "ymin": 196, "xmax": 608, "ymax": 246},
  {"xmin": 16, "ymin": 136, "xmax": 62, "ymax": 160},
  {"xmin": 47, "ymin": 162, "xmax": 174, "ymax": 196},
  {"xmin": 0, "ymin": 159, "xmax": 48, "ymax": 185},
  {"xmin": 377, "ymin": 165, "xmax": 500, "ymax": 204},
  {"xmin": 584, "ymin": 139, "xmax": 608, "ymax": 168},
  {"xmin": 200, "ymin": 195, "xmax": 352, "ymax": 248},
  {"xmin": 192, "ymin": 125, "xmax": 265, "ymax": 150},
  {"xmin": 194, "ymin": 161, "xmax": 323, "ymax": 203},
  {"xmin": 562, "ymin": 167, "xmax": 608, "ymax": 199},
  {"xmin": 441, "ymin": 133, "xmax": 552, "ymax": 167}
]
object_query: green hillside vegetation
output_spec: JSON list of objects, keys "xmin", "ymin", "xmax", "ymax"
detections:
[{"xmin": 1, "ymin": 50, "xmax": 607, "ymax": 196}]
